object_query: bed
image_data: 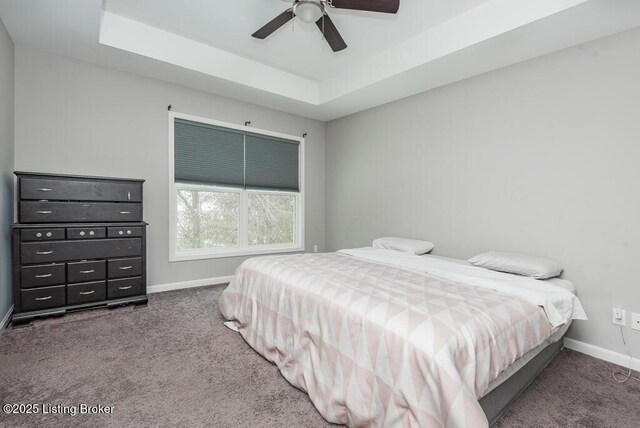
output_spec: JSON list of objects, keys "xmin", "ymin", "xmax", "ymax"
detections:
[{"xmin": 219, "ymin": 248, "xmax": 586, "ymax": 427}]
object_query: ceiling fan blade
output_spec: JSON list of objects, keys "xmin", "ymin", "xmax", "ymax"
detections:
[
  {"xmin": 329, "ymin": 0, "xmax": 399, "ymax": 14},
  {"xmin": 252, "ymin": 9, "xmax": 293, "ymax": 39},
  {"xmin": 316, "ymin": 14, "xmax": 347, "ymax": 52}
]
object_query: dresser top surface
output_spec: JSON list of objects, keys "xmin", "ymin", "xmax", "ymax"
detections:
[{"xmin": 15, "ymin": 171, "xmax": 145, "ymax": 183}]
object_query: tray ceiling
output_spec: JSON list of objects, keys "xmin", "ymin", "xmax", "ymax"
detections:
[{"xmin": 1, "ymin": 0, "xmax": 639, "ymax": 121}]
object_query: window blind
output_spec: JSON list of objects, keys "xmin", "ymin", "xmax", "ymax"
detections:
[
  {"xmin": 174, "ymin": 118, "xmax": 299, "ymax": 192},
  {"xmin": 245, "ymin": 134, "xmax": 299, "ymax": 192},
  {"xmin": 174, "ymin": 119, "xmax": 245, "ymax": 187}
]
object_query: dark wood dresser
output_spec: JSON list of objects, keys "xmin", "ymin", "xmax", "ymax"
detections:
[{"xmin": 11, "ymin": 172, "xmax": 148, "ymax": 325}]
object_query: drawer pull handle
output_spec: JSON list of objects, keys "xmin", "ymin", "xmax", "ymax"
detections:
[
  {"xmin": 80, "ymin": 270, "xmax": 95, "ymax": 274},
  {"xmin": 36, "ymin": 251, "xmax": 53, "ymax": 255},
  {"xmin": 35, "ymin": 274, "xmax": 52, "ymax": 278},
  {"xmin": 35, "ymin": 296, "xmax": 52, "ymax": 301},
  {"xmin": 119, "ymin": 211, "xmax": 131, "ymax": 214},
  {"xmin": 35, "ymin": 210, "xmax": 52, "ymax": 214},
  {"xmin": 118, "ymin": 286, "xmax": 132, "ymax": 290},
  {"xmin": 37, "ymin": 188, "xmax": 52, "ymax": 192},
  {"xmin": 79, "ymin": 291, "xmax": 95, "ymax": 295},
  {"xmin": 119, "ymin": 266, "xmax": 133, "ymax": 270}
]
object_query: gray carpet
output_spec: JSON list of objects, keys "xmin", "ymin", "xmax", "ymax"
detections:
[{"xmin": 0, "ymin": 284, "xmax": 638, "ymax": 427}]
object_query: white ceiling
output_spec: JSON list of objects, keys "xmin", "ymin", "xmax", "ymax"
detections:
[
  {"xmin": 1, "ymin": 0, "xmax": 640, "ymax": 121},
  {"xmin": 105, "ymin": 0, "xmax": 489, "ymax": 81}
]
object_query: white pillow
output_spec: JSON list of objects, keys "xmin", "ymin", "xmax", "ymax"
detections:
[
  {"xmin": 468, "ymin": 251, "xmax": 563, "ymax": 279},
  {"xmin": 372, "ymin": 237, "xmax": 434, "ymax": 255}
]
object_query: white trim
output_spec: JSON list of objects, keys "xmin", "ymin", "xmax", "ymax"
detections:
[
  {"xmin": 168, "ymin": 112, "xmax": 176, "ymax": 260},
  {"xmin": 0, "ymin": 305, "xmax": 14, "ymax": 336},
  {"xmin": 170, "ymin": 246, "xmax": 305, "ymax": 262},
  {"xmin": 168, "ymin": 111, "xmax": 305, "ymax": 262},
  {"xmin": 563, "ymin": 338, "xmax": 640, "ymax": 372},
  {"xmin": 147, "ymin": 276, "xmax": 234, "ymax": 294}
]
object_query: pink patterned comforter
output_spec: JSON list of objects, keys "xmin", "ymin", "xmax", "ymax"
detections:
[{"xmin": 219, "ymin": 252, "xmax": 556, "ymax": 427}]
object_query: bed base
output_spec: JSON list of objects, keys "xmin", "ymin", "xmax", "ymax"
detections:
[{"xmin": 479, "ymin": 339, "xmax": 563, "ymax": 426}]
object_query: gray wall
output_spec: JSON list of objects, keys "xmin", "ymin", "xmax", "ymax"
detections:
[
  {"xmin": 0, "ymin": 17, "xmax": 14, "ymax": 325},
  {"xmin": 326, "ymin": 28, "xmax": 640, "ymax": 357},
  {"xmin": 14, "ymin": 47, "xmax": 325, "ymax": 287}
]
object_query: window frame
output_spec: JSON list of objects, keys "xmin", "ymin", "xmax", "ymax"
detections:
[{"xmin": 168, "ymin": 111, "xmax": 305, "ymax": 262}]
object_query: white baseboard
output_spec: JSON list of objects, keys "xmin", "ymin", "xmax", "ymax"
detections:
[
  {"xmin": 0, "ymin": 305, "xmax": 14, "ymax": 336},
  {"xmin": 147, "ymin": 275, "xmax": 234, "ymax": 294},
  {"xmin": 563, "ymin": 337, "xmax": 640, "ymax": 372}
]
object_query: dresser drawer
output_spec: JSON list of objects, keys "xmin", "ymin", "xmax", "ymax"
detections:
[
  {"xmin": 21, "ymin": 263, "xmax": 66, "ymax": 288},
  {"xmin": 67, "ymin": 227, "xmax": 106, "ymax": 240},
  {"xmin": 20, "ymin": 177, "xmax": 142, "ymax": 202},
  {"xmin": 108, "ymin": 277, "xmax": 143, "ymax": 299},
  {"xmin": 21, "ymin": 285, "xmax": 66, "ymax": 312},
  {"xmin": 67, "ymin": 260, "xmax": 106, "ymax": 283},
  {"xmin": 108, "ymin": 257, "xmax": 142, "ymax": 279},
  {"xmin": 107, "ymin": 226, "xmax": 143, "ymax": 238},
  {"xmin": 67, "ymin": 281, "xmax": 106, "ymax": 305},
  {"xmin": 21, "ymin": 238, "xmax": 142, "ymax": 264},
  {"xmin": 20, "ymin": 228, "xmax": 65, "ymax": 241},
  {"xmin": 20, "ymin": 202, "xmax": 142, "ymax": 223}
]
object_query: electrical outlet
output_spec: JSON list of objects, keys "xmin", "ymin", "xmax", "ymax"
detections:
[
  {"xmin": 632, "ymin": 313, "xmax": 640, "ymax": 331},
  {"xmin": 313, "ymin": 244, "xmax": 318, "ymax": 253},
  {"xmin": 612, "ymin": 308, "xmax": 626, "ymax": 326}
]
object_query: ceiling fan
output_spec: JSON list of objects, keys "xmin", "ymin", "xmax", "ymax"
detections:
[{"xmin": 252, "ymin": 0, "xmax": 400, "ymax": 52}]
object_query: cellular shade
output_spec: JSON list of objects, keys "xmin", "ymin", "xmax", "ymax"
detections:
[
  {"xmin": 174, "ymin": 119, "xmax": 245, "ymax": 187},
  {"xmin": 245, "ymin": 134, "xmax": 300, "ymax": 192}
]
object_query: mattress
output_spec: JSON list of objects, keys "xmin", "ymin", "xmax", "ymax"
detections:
[
  {"xmin": 220, "ymin": 249, "xmax": 585, "ymax": 427},
  {"xmin": 420, "ymin": 254, "xmax": 573, "ymax": 396}
]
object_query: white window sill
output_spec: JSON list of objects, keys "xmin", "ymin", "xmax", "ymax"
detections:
[{"xmin": 169, "ymin": 245, "xmax": 305, "ymax": 262}]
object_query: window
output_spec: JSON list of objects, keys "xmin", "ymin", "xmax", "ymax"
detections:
[
  {"xmin": 248, "ymin": 192, "xmax": 297, "ymax": 246},
  {"xmin": 176, "ymin": 186, "xmax": 240, "ymax": 250},
  {"xmin": 169, "ymin": 112, "xmax": 304, "ymax": 261}
]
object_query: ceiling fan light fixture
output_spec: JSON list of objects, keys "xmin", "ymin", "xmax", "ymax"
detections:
[{"xmin": 293, "ymin": 1, "xmax": 324, "ymax": 24}]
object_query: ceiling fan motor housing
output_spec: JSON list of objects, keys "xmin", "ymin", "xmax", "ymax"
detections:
[{"xmin": 293, "ymin": 0, "xmax": 325, "ymax": 23}]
